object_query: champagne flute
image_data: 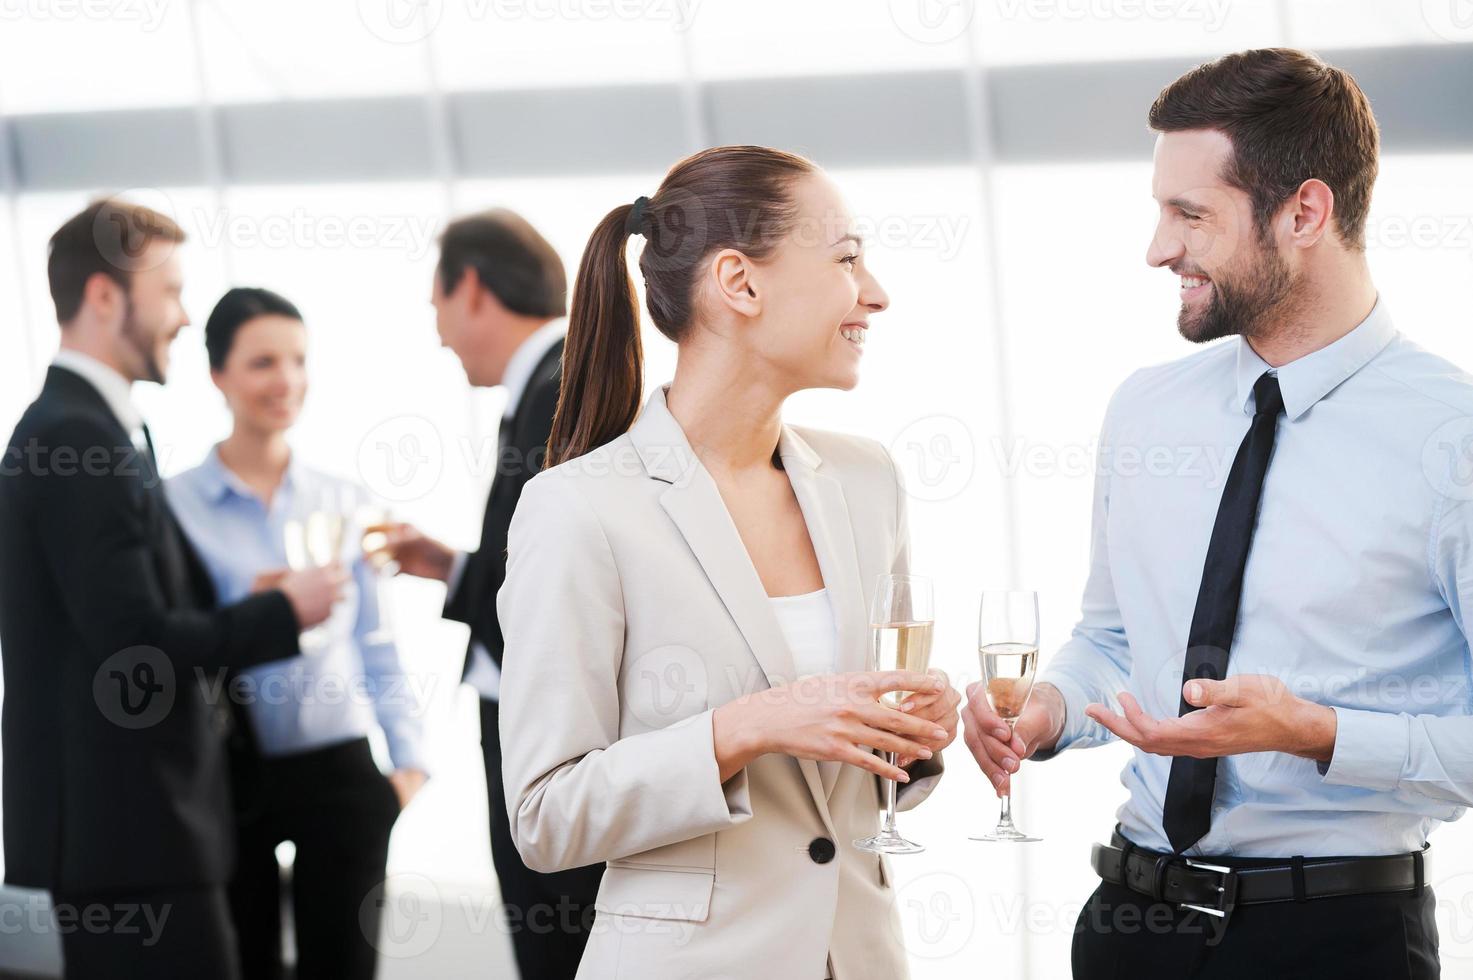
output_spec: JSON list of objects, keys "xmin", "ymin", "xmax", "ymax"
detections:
[
  {"xmin": 972, "ymin": 589, "xmax": 1042, "ymax": 842},
  {"xmin": 282, "ymin": 486, "xmax": 349, "ymax": 651},
  {"xmin": 854, "ymin": 573, "xmax": 934, "ymax": 855},
  {"xmin": 356, "ymin": 500, "xmax": 397, "ymax": 645}
]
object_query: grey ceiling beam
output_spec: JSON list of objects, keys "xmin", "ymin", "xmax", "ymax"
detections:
[{"xmin": 3, "ymin": 43, "xmax": 1470, "ymax": 193}]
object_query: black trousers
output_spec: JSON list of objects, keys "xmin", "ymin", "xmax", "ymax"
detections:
[
  {"xmin": 55, "ymin": 884, "xmax": 239, "ymax": 979},
  {"xmin": 228, "ymin": 737, "xmax": 401, "ymax": 980},
  {"xmin": 1073, "ymin": 875, "xmax": 1440, "ymax": 979},
  {"xmin": 481, "ymin": 697, "xmax": 605, "ymax": 980}
]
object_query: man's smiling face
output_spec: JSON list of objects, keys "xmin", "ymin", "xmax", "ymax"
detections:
[{"xmin": 1145, "ymin": 128, "xmax": 1298, "ymax": 344}]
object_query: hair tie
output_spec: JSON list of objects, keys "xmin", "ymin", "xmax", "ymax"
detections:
[{"xmin": 625, "ymin": 195, "xmax": 650, "ymax": 238}]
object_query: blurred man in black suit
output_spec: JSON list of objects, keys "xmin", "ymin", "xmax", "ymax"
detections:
[
  {"xmin": 0, "ymin": 199, "xmax": 344, "ymax": 978},
  {"xmin": 374, "ymin": 209, "xmax": 602, "ymax": 979}
]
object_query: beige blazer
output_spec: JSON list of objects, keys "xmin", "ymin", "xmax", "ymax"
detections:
[{"xmin": 497, "ymin": 386, "xmax": 943, "ymax": 980}]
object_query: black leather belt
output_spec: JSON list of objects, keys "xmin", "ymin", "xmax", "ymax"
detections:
[{"xmin": 1092, "ymin": 830, "xmax": 1427, "ymax": 929}]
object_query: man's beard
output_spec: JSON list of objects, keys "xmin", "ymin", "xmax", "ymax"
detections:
[
  {"xmin": 120, "ymin": 296, "xmax": 165, "ymax": 384},
  {"xmin": 1178, "ymin": 237, "xmax": 1297, "ymax": 345}
]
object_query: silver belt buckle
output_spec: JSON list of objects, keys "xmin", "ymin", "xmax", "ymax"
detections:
[{"xmin": 1179, "ymin": 858, "xmax": 1238, "ymax": 921}]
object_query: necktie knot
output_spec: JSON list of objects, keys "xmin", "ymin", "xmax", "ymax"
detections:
[{"xmin": 1252, "ymin": 372, "xmax": 1284, "ymax": 419}]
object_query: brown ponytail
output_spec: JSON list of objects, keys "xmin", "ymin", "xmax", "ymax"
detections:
[{"xmin": 546, "ymin": 145, "xmax": 817, "ymax": 466}]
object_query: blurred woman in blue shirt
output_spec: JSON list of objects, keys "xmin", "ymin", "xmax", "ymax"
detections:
[{"xmin": 168, "ymin": 287, "xmax": 427, "ymax": 980}]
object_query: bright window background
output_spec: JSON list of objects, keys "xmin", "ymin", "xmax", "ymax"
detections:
[{"xmin": 2, "ymin": 2, "xmax": 1472, "ymax": 977}]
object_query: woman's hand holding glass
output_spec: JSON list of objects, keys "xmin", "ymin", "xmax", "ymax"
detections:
[
  {"xmin": 712, "ymin": 670, "xmax": 949, "ymax": 784},
  {"xmin": 894, "ymin": 669, "xmax": 962, "ymax": 767}
]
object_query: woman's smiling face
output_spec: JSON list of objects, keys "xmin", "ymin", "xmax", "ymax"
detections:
[{"xmin": 730, "ymin": 172, "xmax": 890, "ymax": 393}]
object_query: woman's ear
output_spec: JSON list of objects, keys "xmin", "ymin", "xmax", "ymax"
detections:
[{"xmin": 710, "ymin": 248, "xmax": 761, "ymax": 318}]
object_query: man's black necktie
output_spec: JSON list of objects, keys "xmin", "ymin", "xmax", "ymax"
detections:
[{"xmin": 1162, "ymin": 371, "xmax": 1284, "ymax": 854}]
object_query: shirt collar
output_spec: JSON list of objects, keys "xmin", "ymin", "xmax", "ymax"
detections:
[
  {"xmin": 51, "ymin": 348, "xmax": 144, "ymax": 434},
  {"xmin": 501, "ymin": 318, "xmax": 566, "ymax": 418},
  {"xmin": 1234, "ymin": 298, "xmax": 1396, "ymax": 422},
  {"xmin": 197, "ymin": 443, "xmax": 305, "ymax": 505}
]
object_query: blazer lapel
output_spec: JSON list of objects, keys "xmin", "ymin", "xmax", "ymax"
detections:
[
  {"xmin": 779, "ymin": 428, "xmax": 869, "ymax": 797},
  {"xmin": 629, "ymin": 387, "xmax": 834, "ymax": 824}
]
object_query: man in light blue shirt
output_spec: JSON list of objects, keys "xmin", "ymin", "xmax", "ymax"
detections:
[{"xmin": 964, "ymin": 49, "xmax": 1459, "ymax": 977}]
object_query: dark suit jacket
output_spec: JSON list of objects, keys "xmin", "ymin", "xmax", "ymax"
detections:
[
  {"xmin": 444, "ymin": 338, "xmax": 563, "ymax": 672},
  {"xmin": 0, "ymin": 366, "xmax": 301, "ymax": 893}
]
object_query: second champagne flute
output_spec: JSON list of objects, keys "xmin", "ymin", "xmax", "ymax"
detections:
[
  {"xmin": 853, "ymin": 573, "xmax": 933, "ymax": 855},
  {"xmin": 971, "ymin": 589, "xmax": 1042, "ymax": 843}
]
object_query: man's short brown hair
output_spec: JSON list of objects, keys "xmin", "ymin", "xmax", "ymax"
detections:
[
  {"xmin": 436, "ymin": 208, "xmax": 567, "ymax": 318},
  {"xmin": 47, "ymin": 198, "xmax": 186, "ymax": 325},
  {"xmin": 1148, "ymin": 48, "xmax": 1380, "ymax": 250}
]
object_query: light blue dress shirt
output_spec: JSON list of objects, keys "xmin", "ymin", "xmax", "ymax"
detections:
[
  {"xmin": 1040, "ymin": 300, "xmax": 1473, "ymax": 858},
  {"xmin": 168, "ymin": 447, "xmax": 428, "ymax": 772}
]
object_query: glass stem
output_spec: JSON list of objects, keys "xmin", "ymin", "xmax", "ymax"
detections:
[
  {"xmin": 997, "ymin": 791, "xmax": 1015, "ymax": 829},
  {"xmin": 883, "ymin": 750, "xmax": 900, "ymax": 834}
]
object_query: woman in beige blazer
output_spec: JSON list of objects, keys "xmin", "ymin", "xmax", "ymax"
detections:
[{"xmin": 496, "ymin": 145, "xmax": 962, "ymax": 980}]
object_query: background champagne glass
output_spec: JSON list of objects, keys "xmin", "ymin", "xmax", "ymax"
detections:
[
  {"xmin": 972, "ymin": 589, "xmax": 1042, "ymax": 842},
  {"xmin": 356, "ymin": 500, "xmax": 398, "ymax": 645},
  {"xmin": 282, "ymin": 486, "xmax": 349, "ymax": 650},
  {"xmin": 854, "ymin": 573, "xmax": 933, "ymax": 855}
]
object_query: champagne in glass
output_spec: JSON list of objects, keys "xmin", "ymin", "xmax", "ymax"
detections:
[
  {"xmin": 305, "ymin": 510, "xmax": 345, "ymax": 567},
  {"xmin": 854, "ymin": 574, "xmax": 933, "ymax": 856},
  {"xmin": 282, "ymin": 486, "xmax": 349, "ymax": 652},
  {"xmin": 356, "ymin": 502, "xmax": 397, "ymax": 644},
  {"xmin": 875, "ymin": 621, "xmax": 934, "ymax": 706},
  {"xmin": 972, "ymin": 590, "xmax": 1042, "ymax": 843}
]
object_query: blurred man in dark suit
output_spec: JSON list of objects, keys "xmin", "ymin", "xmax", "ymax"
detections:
[
  {"xmin": 0, "ymin": 198, "xmax": 344, "ymax": 978},
  {"xmin": 374, "ymin": 209, "xmax": 602, "ymax": 979}
]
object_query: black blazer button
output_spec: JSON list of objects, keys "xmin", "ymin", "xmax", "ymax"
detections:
[{"xmin": 808, "ymin": 837, "xmax": 836, "ymax": 864}]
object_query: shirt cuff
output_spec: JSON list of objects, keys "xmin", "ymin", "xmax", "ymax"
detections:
[
  {"xmin": 444, "ymin": 549, "xmax": 469, "ymax": 598},
  {"xmin": 1030, "ymin": 672, "xmax": 1102, "ymax": 760},
  {"xmin": 1319, "ymin": 706, "xmax": 1409, "ymax": 792},
  {"xmin": 383, "ymin": 722, "xmax": 431, "ymax": 776}
]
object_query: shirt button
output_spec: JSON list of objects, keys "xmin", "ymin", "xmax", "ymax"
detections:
[{"xmin": 808, "ymin": 837, "xmax": 836, "ymax": 864}]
